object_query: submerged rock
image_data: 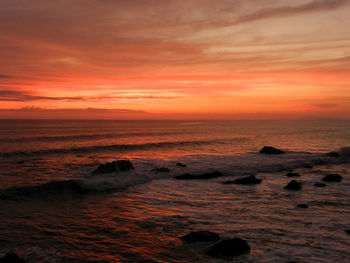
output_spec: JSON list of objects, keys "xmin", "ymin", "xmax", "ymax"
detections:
[
  {"xmin": 181, "ymin": 231, "xmax": 220, "ymax": 242},
  {"xmin": 297, "ymin": 204, "xmax": 308, "ymax": 208},
  {"xmin": 284, "ymin": 180, "xmax": 302, "ymax": 190},
  {"xmin": 92, "ymin": 160, "xmax": 134, "ymax": 174},
  {"xmin": 286, "ymin": 172, "xmax": 300, "ymax": 177},
  {"xmin": 232, "ymin": 175, "xmax": 262, "ymax": 185},
  {"xmin": 176, "ymin": 162, "xmax": 187, "ymax": 167},
  {"xmin": 0, "ymin": 253, "xmax": 25, "ymax": 263},
  {"xmin": 259, "ymin": 146, "xmax": 285, "ymax": 154},
  {"xmin": 206, "ymin": 238, "xmax": 250, "ymax": 257},
  {"xmin": 175, "ymin": 171, "xmax": 223, "ymax": 180},
  {"xmin": 314, "ymin": 182, "xmax": 326, "ymax": 187},
  {"xmin": 151, "ymin": 167, "xmax": 170, "ymax": 173},
  {"xmin": 326, "ymin": 151, "xmax": 340, "ymax": 157},
  {"xmin": 322, "ymin": 174, "xmax": 342, "ymax": 182}
]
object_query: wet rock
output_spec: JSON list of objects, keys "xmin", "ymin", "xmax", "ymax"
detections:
[
  {"xmin": 176, "ymin": 162, "xmax": 187, "ymax": 167},
  {"xmin": 326, "ymin": 151, "xmax": 340, "ymax": 157},
  {"xmin": 284, "ymin": 180, "xmax": 302, "ymax": 190},
  {"xmin": 181, "ymin": 231, "xmax": 220, "ymax": 242},
  {"xmin": 259, "ymin": 146, "xmax": 285, "ymax": 154},
  {"xmin": 314, "ymin": 182, "xmax": 326, "ymax": 187},
  {"xmin": 151, "ymin": 167, "xmax": 170, "ymax": 173},
  {"xmin": 0, "ymin": 253, "xmax": 25, "ymax": 263},
  {"xmin": 286, "ymin": 172, "xmax": 300, "ymax": 177},
  {"xmin": 232, "ymin": 175, "xmax": 262, "ymax": 185},
  {"xmin": 297, "ymin": 204, "xmax": 308, "ymax": 208},
  {"xmin": 175, "ymin": 171, "xmax": 223, "ymax": 180},
  {"xmin": 322, "ymin": 173, "xmax": 342, "ymax": 182},
  {"xmin": 206, "ymin": 238, "xmax": 250, "ymax": 257},
  {"xmin": 92, "ymin": 160, "xmax": 134, "ymax": 174}
]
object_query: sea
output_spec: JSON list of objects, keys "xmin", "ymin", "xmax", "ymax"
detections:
[{"xmin": 0, "ymin": 119, "xmax": 350, "ymax": 263}]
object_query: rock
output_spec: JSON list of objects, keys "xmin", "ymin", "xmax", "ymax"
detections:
[
  {"xmin": 206, "ymin": 238, "xmax": 250, "ymax": 257},
  {"xmin": 176, "ymin": 162, "xmax": 187, "ymax": 167},
  {"xmin": 346, "ymin": 229, "xmax": 350, "ymax": 234},
  {"xmin": 92, "ymin": 160, "xmax": 134, "ymax": 174},
  {"xmin": 175, "ymin": 171, "xmax": 223, "ymax": 180},
  {"xmin": 326, "ymin": 151, "xmax": 340, "ymax": 157},
  {"xmin": 233, "ymin": 175, "xmax": 262, "ymax": 185},
  {"xmin": 286, "ymin": 173, "xmax": 300, "ymax": 177},
  {"xmin": 181, "ymin": 231, "xmax": 220, "ymax": 242},
  {"xmin": 314, "ymin": 182, "xmax": 326, "ymax": 187},
  {"xmin": 0, "ymin": 253, "xmax": 25, "ymax": 263},
  {"xmin": 284, "ymin": 180, "xmax": 302, "ymax": 190},
  {"xmin": 259, "ymin": 146, "xmax": 285, "ymax": 154},
  {"xmin": 151, "ymin": 167, "xmax": 170, "ymax": 173},
  {"xmin": 297, "ymin": 204, "xmax": 308, "ymax": 208},
  {"xmin": 322, "ymin": 174, "xmax": 342, "ymax": 182}
]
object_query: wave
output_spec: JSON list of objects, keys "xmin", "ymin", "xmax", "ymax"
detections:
[
  {"xmin": 0, "ymin": 138, "xmax": 246, "ymax": 157},
  {"xmin": 1, "ymin": 147, "xmax": 349, "ymax": 200},
  {"xmin": 0, "ymin": 131, "xmax": 181, "ymax": 143}
]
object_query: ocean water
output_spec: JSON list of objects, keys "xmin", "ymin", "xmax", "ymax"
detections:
[{"xmin": 0, "ymin": 119, "xmax": 350, "ymax": 262}]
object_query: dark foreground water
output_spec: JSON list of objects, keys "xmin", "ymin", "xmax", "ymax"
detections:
[{"xmin": 0, "ymin": 120, "xmax": 350, "ymax": 262}]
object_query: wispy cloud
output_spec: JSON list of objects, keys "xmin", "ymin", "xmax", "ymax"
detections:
[
  {"xmin": 0, "ymin": 90, "xmax": 83, "ymax": 101},
  {"xmin": 228, "ymin": 0, "xmax": 348, "ymax": 26}
]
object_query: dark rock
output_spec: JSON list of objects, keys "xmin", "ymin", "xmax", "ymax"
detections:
[
  {"xmin": 0, "ymin": 253, "xmax": 25, "ymax": 263},
  {"xmin": 259, "ymin": 146, "xmax": 285, "ymax": 154},
  {"xmin": 181, "ymin": 231, "xmax": 220, "ymax": 242},
  {"xmin": 297, "ymin": 204, "xmax": 308, "ymax": 208},
  {"xmin": 206, "ymin": 238, "xmax": 250, "ymax": 257},
  {"xmin": 322, "ymin": 174, "xmax": 342, "ymax": 182},
  {"xmin": 16, "ymin": 161, "xmax": 25, "ymax": 164},
  {"xmin": 151, "ymin": 167, "xmax": 170, "ymax": 173},
  {"xmin": 233, "ymin": 175, "xmax": 262, "ymax": 185},
  {"xmin": 345, "ymin": 229, "xmax": 350, "ymax": 234},
  {"xmin": 92, "ymin": 160, "xmax": 134, "ymax": 174},
  {"xmin": 326, "ymin": 151, "xmax": 340, "ymax": 157},
  {"xmin": 314, "ymin": 182, "xmax": 326, "ymax": 187},
  {"xmin": 176, "ymin": 162, "xmax": 187, "ymax": 167},
  {"xmin": 286, "ymin": 172, "xmax": 300, "ymax": 177},
  {"xmin": 284, "ymin": 180, "xmax": 302, "ymax": 190},
  {"xmin": 223, "ymin": 180, "xmax": 235, "ymax": 184},
  {"xmin": 175, "ymin": 171, "xmax": 223, "ymax": 180}
]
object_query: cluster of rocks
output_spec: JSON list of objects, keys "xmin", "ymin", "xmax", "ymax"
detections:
[
  {"xmin": 180, "ymin": 231, "xmax": 250, "ymax": 258},
  {"xmin": 92, "ymin": 160, "xmax": 134, "ymax": 174}
]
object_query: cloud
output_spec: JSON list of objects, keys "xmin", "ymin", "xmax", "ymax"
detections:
[
  {"xmin": 0, "ymin": 90, "xmax": 83, "ymax": 101},
  {"xmin": 222, "ymin": 0, "xmax": 349, "ymax": 26},
  {"xmin": 312, "ymin": 103, "xmax": 338, "ymax": 109},
  {"xmin": 0, "ymin": 74, "xmax": 12, "ymax": 78}
]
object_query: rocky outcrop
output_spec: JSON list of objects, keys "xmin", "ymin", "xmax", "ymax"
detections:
[
  {"xmin": 232, "ymin": 175, "xmax": 262, "ymax": 185},
  {"xmin": 314, "ymin": 182, "xmax": 326, "ymax": 187},
  {"xmin": 206, "ymin": 238, "xmax": 250, "ymax": 257},
  {"xmin": 259, "ymin": 146, "xmax": 285, "ymax": 154},
  {"xmin": 284, "ymin": 180, "xmax": 302, "ymax": 190},
  {"xmin": 297, "ymin": 204, "xmax": 308, "ymax": 208},
  {"xmin": 0, "ymin": 253, "xmax": 25, "ymax": 263},
  {"xmin": 181, "ymin": 231, "xmax": 220, "ymax": 242},
  {"xmin": 286, "ymin": 173, "xmax": 300, "ymax": 177},
  {"xmin": 176, "ymin": 162, "xmax": 187, "ymax": 167},
  {"xmin": 322, "ymin": 174, "xmax": 342, "ymax": 182},
  {"xmin": 92, "ymin": 160, "xmax": 134, "ymax": 174},
  {"xmin": 175, "ymin": 171, "xmax": 223, "ymax": 180}
]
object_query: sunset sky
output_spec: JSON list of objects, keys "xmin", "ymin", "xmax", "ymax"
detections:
[{"xmin": 0, "ymin": 0, "xmax": 349, "ymax": 119}]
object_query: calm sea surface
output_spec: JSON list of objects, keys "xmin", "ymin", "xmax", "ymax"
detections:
[{"xmin": 0, "ymin": 119, "xmax": 350, "ymax": 262}]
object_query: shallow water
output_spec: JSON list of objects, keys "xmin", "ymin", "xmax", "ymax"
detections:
[{"xmin": 0, "ymin": 120, "xmax": 350, "ymax": 262}]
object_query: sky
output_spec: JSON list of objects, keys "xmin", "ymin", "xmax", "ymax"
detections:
[{"xmin": 0, "ymin": 0, "xmax": 349, "ymax": 119}]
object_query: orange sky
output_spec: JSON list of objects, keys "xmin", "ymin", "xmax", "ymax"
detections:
[{"xmin": 0, "ymin": 0, "xmax": 350, "ymax": 119}]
